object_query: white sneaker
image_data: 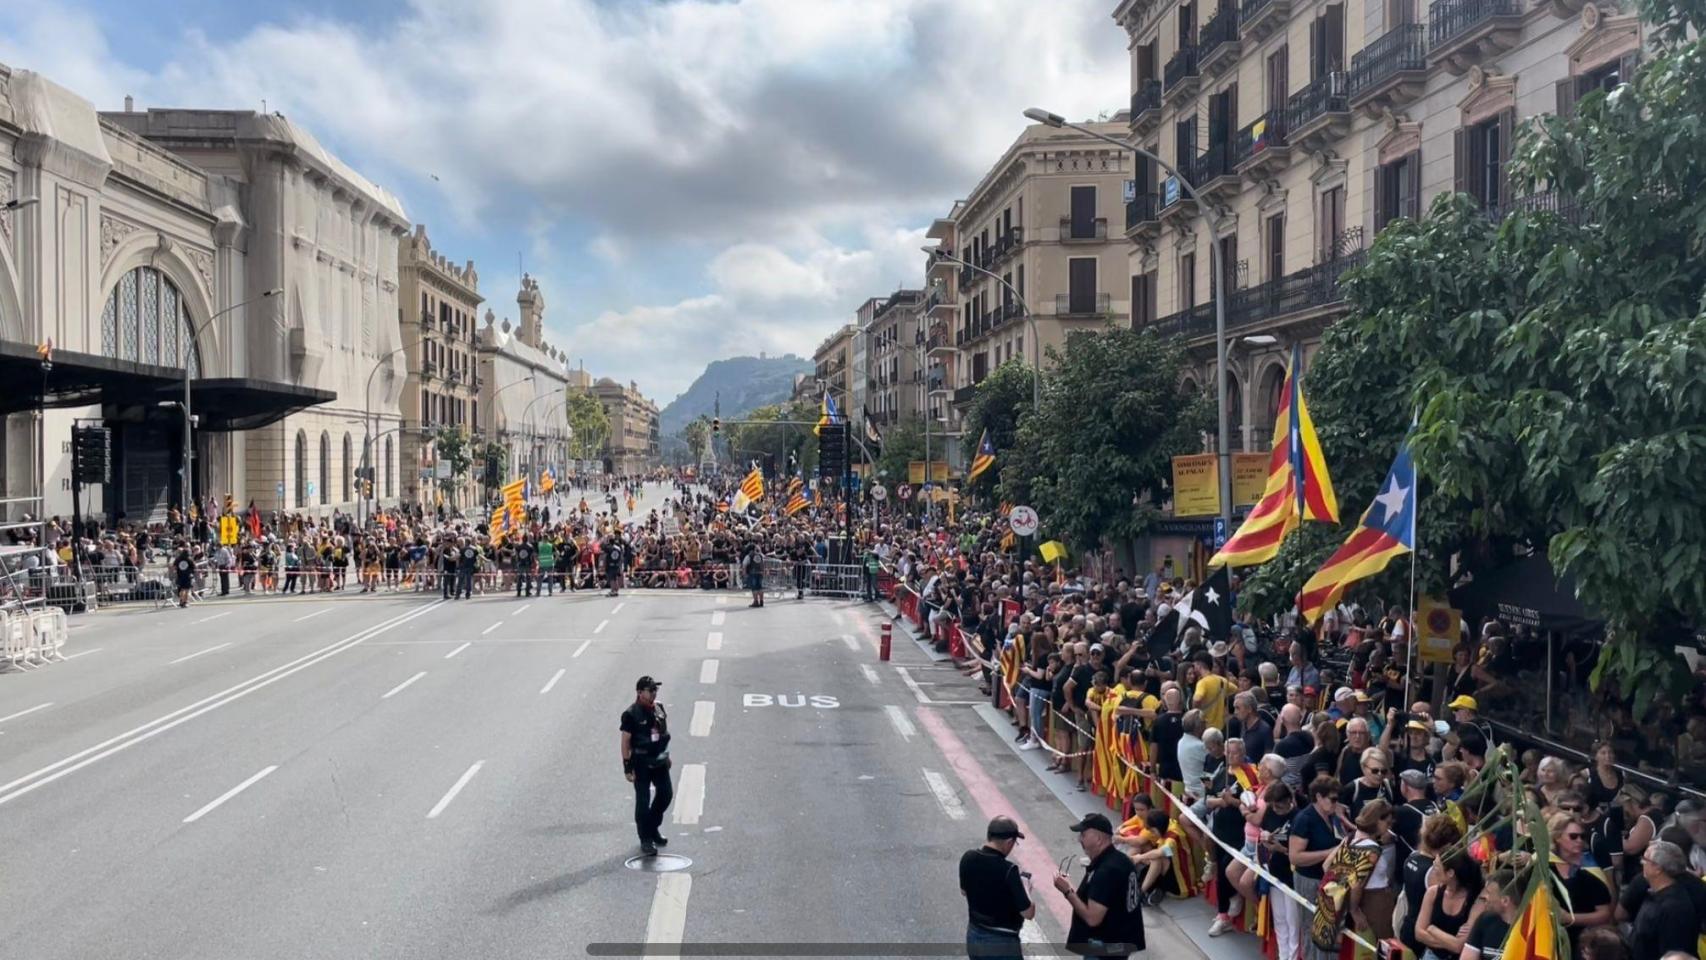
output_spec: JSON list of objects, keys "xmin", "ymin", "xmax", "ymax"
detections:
[
  {"xmin": 1019, "ymin": 736, "xmax": 1041, "ymax": 751},
  {"xmin": 1208, "ymin": 917, "xmax": 1233, "ymax": 937},
  {"xmin": 1228, "ymin": 895, "xmax": 1243, "ymax": 916}
]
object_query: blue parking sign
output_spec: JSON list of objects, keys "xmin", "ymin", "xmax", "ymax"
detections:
[{"xmin": 1213, "ymin": 516, "xmax": 1227, "ymax": 549}]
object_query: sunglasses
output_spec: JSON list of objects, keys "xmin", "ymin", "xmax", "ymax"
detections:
[
  {"xmin": 1563, "ymin": 832, "xmax": 1585, "ymax": 841},
  {"xmin": 1367, "ymin": 768, "xmax": 1388, "ymax": 775}
]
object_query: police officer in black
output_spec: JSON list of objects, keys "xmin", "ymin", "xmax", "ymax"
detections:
[
  {"xmin": 619, "ymin": 675, "xmax": 673, "ymax": 856},
  {"xmin": 513, "ymin": 536, "xmax": 535, "ymax": 597},
  {"xmin": 1053, "ymin": 813, "xmax": 1145, "ymax": 959},
  {"xmin": 960, "ymin": 815, "xmax": 1035, "ymax": 959}
]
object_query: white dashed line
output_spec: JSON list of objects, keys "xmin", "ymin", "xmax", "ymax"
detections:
[
  {"xmin": 700, "ymin": 659, "xmax": 719, "ymax": 684},
  {"xmin": 483, "ymin": 621, "xmax": 503, "ymax": 635},
  {"xmin": 516, "ymin": 604, "xmax": 532, "ymax": 615},
  {"xmin": 673, "ymin": 764, "xmax": 706, "ymax": 824},
  {"xmin": 859, "ymin": 665, "xmax": 880, "ymax": 685},
  {"xmin": 444, "ymin": 642, "xmax": 471, "ymax": 660},
  {"xmin": 573, "ymin": 639, "xmax": 592, "ymax": 658},
  {"xmin": 62, "ymin": 648, "xmax": 103, "ymax": 660},
  {"xmin": 689, "ymin": 701, "xmax": 715, "ymax": 737},
  {"xmin": 840, "ymin": 634, "xmax": 859, "ymax": 651},
  {"xmin": 706, "ymin": 631, "xmax": 722, "ymax": 651},
  {"xmin": 883, "ymin": 704, "xmax": 916, "ymax": 742},
  {"xmin": 540, "ymin": 669, "xmax": 566, "ymax": 694},
  {"xmin": 427, "ymin": 761, "xmax": 484, "ymax": 819},
  {"xmin": 0, "ymin": 703, "xmax": 53, "ymax": 725},
  {"xmin": 644, "ymin": 874, "xmax": 693, "ymax": 950},
  {"xmin": 293, "ymin": 606, "xmax": 334, "ymax": 622},
  {"xmin": 895, "ymin": 666, "xmax": 931, "ymax": 704},
  {"xmin": 382, "ymin": 671, "xmax": 427, "ymax": 699},
  {"xmin": 183, "ymin": 765, "xmax": 277, "ymax": 823},
  {"xmin": 595, "ymin": 619, "xmax": 609, "ymax": 634},
  {"xmin": 168, "ymin": 642, "xmax": 232, "ymax": 665},
  {"xmin": 611, "ymin": 602, "xmax": 625, "ymax": 615},
  {"xmin": 710, "ymin": 611, "xmax": 726, "ymax": 626},
  {"xmin": 193, "ymin": 612, "xmax": 230, "ymax": 625},
  {"xmin": 922, "ymin": 769, "xmax": 968, "ymax": 820}
]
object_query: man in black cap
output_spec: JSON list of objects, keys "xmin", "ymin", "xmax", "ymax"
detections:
[
  {"xmin": 1053, "ymin": 813, "xmax": 1145, "ymax": 958},
  {"xmin": 960, "ymin": 815, "xmax": 1036, "ymax": 959},
  {"xmin": 619, "ymin": 675, "xmax": 673, "ymax": 856}
]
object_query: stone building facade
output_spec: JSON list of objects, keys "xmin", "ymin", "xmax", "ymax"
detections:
[
  {"xmin": 475, "ymin": 275, "xmax": 572, "ymax": 499},
  {"xmin": 398, "ymin": 225, "xmax": 482, "ymax": 511}
]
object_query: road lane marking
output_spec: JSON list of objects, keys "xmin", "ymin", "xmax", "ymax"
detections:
[
  {"xmin": 427, "ymin": 761, "xmax": 485, "ymax": 819},
  {"xmin": 706, "ymin": 631, "xmax": 722, "ymax": 651},
  {"xmin": 859, "ymin": 665, "xmax": 880, "ymax": 685},
  {"xmin": 483, "ymin": 621, "xmax": 503, "ymax": 635},
  {"xmin": 710, "ymin": 611, "xmax": 726, "ymax": 626},
  {"xmin": 182, "ymin": 765, "xmax": 278, "ymax": 823},
  {"xmin": 515, "ymin": 603, "xmax": 532, "ymax": 615},
  {"xmin": 0, "ymin": 601, "xmax": 445, "ymax": 809},
  {"xmin": 540, "ymin": 669, "xmax": 566, "ymax": 694},
  {"xmin": 573, "ymin": 639, "xmax": 591, "ymax": 658},
  {"xmin": 62, "ymin": 648, "xmax": 103, "ymax": 660},
  {"xmin": 193, "ymin": 612, "xmax": 230, "ymax": 625},
  {"xmin": 700, "ymin": 659, "xmax": 719, "ymax": 684},
  {"xmin": 444, "ymin": 642, "xmax": 471, "ymax": 660},
  {"xmin": 644, "ymin": 873, "xmax": 693, "ymax": 949},
  {"xmin": 168, "ymin": 642, "xmax": 232, "ymax": 665},
  {"xmin": 716, "ymin": 596, "xmax": 728, "ymax": 605},
  {"xmin": 594, "ymin": 619, "xmax": 609, "ymax": 634},
  {"xmin": 840, "ymin": 634, "xmax": 859, "ymax": 651},
  {"xmin": 293, "ymin": 606, "xmax": 334, "ymax": 622},
  {"xmin": 895, "ymin": 666, "xmax": 931, "ymax": 704},
  {"xmin": 922, "ymin": 769, "xmax": 968, "ymax": 820},
  {"xmin": 611, "ymin": 602, "xmax": 625, "ymax": 615},
  {"xmin": 689, "ymin": 701, "xmax": 715, "ymax": 737},
  {"xmin": 673, "ymin": 764, "xmax": 706, "ymax": 824},
  {"xmin": 0, "ymin": 703, "xmax": 53, "ymax": 725},
  {"xmin": 883, "ymin": 704, "xmax": 917, "ymax": 741},
  {"xmin": 383, "ymin": 671, "xmax": 427, "ymax": 699}
]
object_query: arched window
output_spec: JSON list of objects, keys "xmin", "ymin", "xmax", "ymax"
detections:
[
  {"xmin": 295, "ymin": 430, "xmax": 308, "ymax": 507},
  {"xmin": 1258, "ymin": 364, "xmax": 1288, "ymax": 452},
  {"xmin": 384, "ymin": 436, "xmax": 394, "ymax": 498},
  {"xmin": 319, "ymin": 432, "xmax": 331, "ymax": 505},
  {"xmin": 100, "ymin": 266, "xmax": 201, "ymax": 374},
  {"xmin": 342, "ymin": 433, "xmax": 353, "ymax": 502},
  {"xmin": 1226, "ymin": 372, "xmax": 1245, "ymax": 452}
]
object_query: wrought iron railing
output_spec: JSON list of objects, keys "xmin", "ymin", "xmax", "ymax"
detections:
[
  {"xmin": 1059, "ymin": 216, "xmax": 1109, "ymax": 241},
  {"xmin": 1126, "ymin": 193, "xmax": 1160, "ymax": 230},
  {"xmin": 1194, "ymin": 142, "xmax": 1237, "ymax": 184},
  {"xmin": 1131, "ymin": 80, "xmax": 1163, "ymax": 119},
  {"xmin": 1283, "ymin": 71, "xmax": 1349, "ymax": 132},
  {"xmin": 1348, "ymin": 24, "xmax": 1428, "ymax": 100},
  {"xmin": 1055, "ymin": 292, "xmax": 1113, "ymax": 316},
  {"xmin": 1234, "ymin": 110, "xmax": 1288, "ymax": 166},
  {"xmin": 1428, "ymin": 0, "xmax": 1521, "ymax": 49},
  {"xmin": 1164, "ymin": 46, "xmax": 1200, "ymax": 92},
  {"xmin": 1200, "ymin": 6, "xmax": 1240, "ymax": 61}
]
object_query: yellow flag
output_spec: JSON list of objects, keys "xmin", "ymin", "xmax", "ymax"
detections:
[{"xmin": 1038, "ymin": 540, "xmax": 1067, "ymax": 563}]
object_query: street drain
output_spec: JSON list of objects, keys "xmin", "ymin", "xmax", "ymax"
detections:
[{"xmin": 624, "ymin": 854, "xmax": 692, "ymax": 872}]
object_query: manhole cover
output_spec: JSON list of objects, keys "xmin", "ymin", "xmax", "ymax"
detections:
[{"xmin": 624, "ymin": 854, "xmax": 692, "ymax": 872}]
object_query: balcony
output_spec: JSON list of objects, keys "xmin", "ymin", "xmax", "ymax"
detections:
[
  {"xmin": 1199, "ymin": 6, "xmax": 1242, "ymax": 77},
  {"xmin": 927, "ymin": 328, "xmax": 957, "ymax": 354},
  {"xmin": 952, "ymin": 385, "xmax": 978, "ymax": 405},
  {"xmin": 1125, "ymin": 192, "xmax": 1161, "ymax": 240},
  {"xmin": 420, "ymin": 360, "xmax": 438, "ymax": 380},
  {"xmin": 1159, "ymin": 174, "xmax": 1197, "ymax": 223},
  {"xmin": 1283, "ymin": 71, "xmax": 1351, "ymax": 150},
  {"xmin": 1193, "ymin": 143, "xmax": 1240, "ymax": 202},
  {"xmin": 1131, "ymin": 80, "xmax": 1164, "ymax": 135},
  {"xmin": 1163, "ymin": 46, "xmax": 1200, "ymax": 105},
  {"xmin": 1428, "ymin": 0, "xmax": 1522, "ymax": 74},
  {"xmin": 1054, "ymin": 292, "xmax": 1113, "ymax": 317},
  {"xmin": 990, "ymin": 226, "xmax": 1025, "ymax": 267},
  {"xmin": 928, "ymin": 251, "xmax": 958, "ymax": 281},
  {"xmin": 418, "ymin": 310, "xmax": 435, "ymax": 329},
  {"xmin": 1234, "ymin": 110, "xmax": 1290, "ymax": 177},
  {"xmin": 1150, "ymin": 234, "xmax": 1367, "ymax": 341},
  {"xmin": 1240, "ymin": 0, "xmax": 1290, "ymax": 42},
  {"xmin": 1349, "ymin": 24, "xmax": 1428, "ymax": 116},
  {"xmin": 1059, "ymin": 216, "xmax": 1109, "ymax": 242},
  {"xmin": 1485, "ymin": 190, "xmax": 1590, "ymax": 228},
  {"xmin": 958, "ymin": 264, "xmax": 978, "ymax": 290}
]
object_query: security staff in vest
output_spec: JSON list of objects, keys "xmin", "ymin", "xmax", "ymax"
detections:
[
  {"xmin": 1053, "ymin": 812, "xmax": 1146, "ymax": 959},
  {"xmin": 620, "ymin": 675, "xmax": 673, "ymax": 856},
  {"xmin": 960, "ymin": 815, "xmax": 1036, "ymax": 960}
]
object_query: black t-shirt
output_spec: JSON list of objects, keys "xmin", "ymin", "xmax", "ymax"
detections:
[
  {"xmin": 1152, "ymin": 712, "xmax": 1185, "ymax": 782},
  {"xmin": 1208, "ymin": 767, "xmax": 1248, "ymax": 847},
  {"xmin": 1392, "ymin": 800, "xmax": 1436, "ymax": 858},
  {"xmin": 959, "ymin": 847, "xmax": 1031, "ymax": 932},
  {"xmin": 1336, "ymin": 745, "xmax": 1365, "ymax": 785},
  {"xmin": 1463, "ymin": 911, "xmax": 1511, "ymax": 960},
  {"xmin": 1068, "ymin": 846, "xmax": 1145, "ymax": 957},
  {"xmin": 1397, "ymin": 850, "xmax": 1433, "ymax": 954},
  {"xmin": 1275, "ymin": 730, "xmax": 1315, "ymax": 788},
  {"xmin": 1631, "ymin": 882, "xmax": 1702, "ymax": 960},
  {"xmin": 1069, "ymin": 664, "xmax": 1096, "ymax": 710},
  {"xmin": 1289, "ymin": 805, "xmax": 1340, "ymax": 880},
  {"xmin": 619, "ymin": 702, "xmax": 671, "ymax": 766},
  {"xmin": 1553, "ymin": 863, "xmax": 1612, "ymax": 954},
  {"xmin": 1338, "ymin": 778, "xmax": 1395, "ymax": 820},
  {"xmin": 1051, "ymin": 664, "xmax": 1074, "ymax": 712},
  {"xmin": 514, "ymin": 543, "xmax": 534, "ymax": 568},
  {"xmin": 1240, "ymin": 717, "xmax": 1275, "ymax": 762},
  {"xmin": 1259, "ymin": 806, "xmax": 1294, "ymax": 884}
]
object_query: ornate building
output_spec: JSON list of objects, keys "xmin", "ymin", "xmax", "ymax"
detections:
[
  {"xmin": 476, "ymin": 275, "xmax": 572, "ymax": 498},
  {"xmin": 398, "ymin": 225, "xmax": 481, "ymax": 511},
  {"xmin": 590, "ymin": 378, "xmax": 659, "ymax": 475}
]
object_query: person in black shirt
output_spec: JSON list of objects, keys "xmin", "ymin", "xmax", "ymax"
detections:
[
  {"xmin": 1626, "ymin": 839, "xmax": 1701, "ymax": 960},
  {"xmin": 960, "ymin": 816, "xmax": 1036, "ymax": 959},
  {"xmin": 1460, "ymin": 869, "xmax": 1518, "ymax": 960},
  {"xmin": 1150, "ymin": 686, "xmax": 1186, "ymax": 784},
  {"xmin": 1054, "ymin": 813, "xmax": 1145, "ymax": 958},
  {"xmin": 513, "ymin": 537, "xmax": 535, "ymax": 597},
  {"xmin": 619, "ymin": 675, "xmax": 673, "ymax": 856}
]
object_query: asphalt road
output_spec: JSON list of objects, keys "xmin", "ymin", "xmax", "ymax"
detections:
[{"xmin": 0, "ymin": 486, "xmax": 1211, "ymax": 960}]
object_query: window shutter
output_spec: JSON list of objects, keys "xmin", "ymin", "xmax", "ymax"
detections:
[
  {"xmin": 1147, "ymin": 271, "xmax": 1159, "ymax": 322},
  {"xmin": 1453, "ymin": 127, "xmax": 1469, "ymax": 196},
  {"xmin": 1406, "ymin": 151, "xmax": 1423, "ymax": 220},
  {"xmin": 1555, "ymin": 78, "xmax": 1577, "ymax": 119},
  {"xmin": 1497, "ymin": 108, "xmax": 1516, "ymax": 204},
  {"xmin": 1618, "ymin": 51, "xmax": 1640, "ymax": 87},
  {"xmin": 1374, "ymin": 163, "xmax": 1391, "ymax": 233},
  {"xmin": 1327, "ymin": 5, "xmax": 1346, "ymax": 72}
]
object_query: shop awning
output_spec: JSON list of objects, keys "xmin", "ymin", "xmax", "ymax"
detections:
[
  {"xmin": 1452, "ymin": 553, "xmax": 1600, "ymax": 634},
  {"xmin": 0, "ymin": 339, "xmax": 334, "ymax": 430}
]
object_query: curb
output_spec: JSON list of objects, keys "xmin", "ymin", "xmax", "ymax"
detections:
[{"xmin": 874, "ymin": 600, "xmax": 951, "ymax": 662}]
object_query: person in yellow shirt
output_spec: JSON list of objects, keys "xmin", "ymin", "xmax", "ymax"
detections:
[{"xmin": 1192, "ymin": 648, "xmax": 1233, "ymax": 733}]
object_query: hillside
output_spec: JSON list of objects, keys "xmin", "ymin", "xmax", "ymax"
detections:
[{"xmin": 658, "ymin": 354, "xmax": 814, "ymax": 436}]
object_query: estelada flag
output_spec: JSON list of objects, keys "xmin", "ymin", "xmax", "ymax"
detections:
[
  {"xmin": 968, "ymin": 429, "xmax": 996, "ymax": 483},
  {"xmin": 1299, "ymin": 431, "xmax": 1416, "ymax": 624},
  {"xmin": 540, "ymin": 469, "xmax": 555, "ymax": 494},
  {"xmin": 1211, "ymin": 342, "xmax": 1338, "ymax": 567},
  {"xmin": 247, "ymin": 502, "xmax": 262, "ymax": 540},
  {"xmin": 813, "ymin": 392, "xmax": 842, "ymax": 437},
  {"xmin": 500, "ymin": 478, "xmax": 526, "ymax": 504}
]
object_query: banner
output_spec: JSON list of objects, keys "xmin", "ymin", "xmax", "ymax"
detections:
[
  {"xmin": 1418, "ymin": 596, "xmax": 1462, "ymax": 664},
  {"xmin": 907, "ymin": 460, "xmax": 950, "ymax": 484},
  {"xmin": 1171, "ymin": 454, "xmax": 1219, "ymax": 517},
  {"xmin": 1231, "ymin": 452, "xmax": 1268, "ymax": 509}
]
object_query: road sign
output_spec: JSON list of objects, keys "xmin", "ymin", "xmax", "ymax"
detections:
[
  {"xmin": 1009, "ymin": 505, "xmax": 1039, "ymax": 537},
  {"xmin": 870, "ymin": 483, "xmax": 888, "ymax": 501},
  {"xmin": 1213, "ymin": 516, "xmax": 1228, "ymax": 550},
  {"xmin": 276, "ymin": 481, "xmax": 285, "ymax": 498},
  {"xmin": 434, "ymin": 458, "xmax": 453, "ymax": 480},
  {"xmin": 897, "ymin": 483, "xmax": 913, "ymax": 501}
]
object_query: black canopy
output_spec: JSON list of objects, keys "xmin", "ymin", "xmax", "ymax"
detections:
[{"xmin": 1452, "ymin": 553, "xmax": 1600, "ymax": 634}]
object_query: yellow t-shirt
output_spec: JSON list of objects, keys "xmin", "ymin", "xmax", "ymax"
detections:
[{"xmin": 1194, "ymin": 673, "xmax": 1232, "ymax": 731}]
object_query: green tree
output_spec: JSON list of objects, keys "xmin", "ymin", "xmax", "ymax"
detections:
[
  {"xmin": 433, "ymin": 427, "xmax": 474, "ymax": 497},
  {"xmin": 873, "ymin": 415, "xmax": 927, "ymax": 487},
  {"xmin": 565, "ymin": 390, "xmax": 610, "ymax": 459},
  {"xmin": 1004, "ymin": 328, "xmax": 1209, "ymax": 553},
  {"xmin": 961, "ymin": 360, "xmax": 1034, "ymax": 496},
  {"xmin": 725, "ymin": 400, "xmax": 819, "ymax": 477},
  {"xmin": 683, "ymin": 416, "xmax": 711, "ymax": 465}
]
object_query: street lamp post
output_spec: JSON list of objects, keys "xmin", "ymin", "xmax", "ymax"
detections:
[
  {"xmin": 1023, "ymin": 107, "xmax": 1233, "ymax": 529},
  {"xmin": 361, "ymin": 344, "xmax": 412, "ymax": 528},
  {"xmin": 520, "ymin": 389, "xmax": 563, "ymax": 491},
  {"xmin": 921, "ymin": 247, "xmax": 1040, "ymax": 412},
  {"xmin": 182, "ymin": 288, "xmax": 282, "ymax": 513}
]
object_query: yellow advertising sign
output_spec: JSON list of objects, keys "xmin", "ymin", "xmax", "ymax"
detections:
[
  {"xmin": 218, "ymin": 515, "xmax": 240, "ymax": 546},
  {"xmin": 907, "ymin": 460, "xmax": 950, "ymax": 484},
  {"xmin": 1418, "ymin": 596, "xmax": 1462, "ymax": 664},
  {"xmin": 1171, "ymin": 453, "xmax": 1220, "ymax": 517},
  {"xmin": 1232, "ymin": 452, "xmax": 1270, "ymax": 508}
]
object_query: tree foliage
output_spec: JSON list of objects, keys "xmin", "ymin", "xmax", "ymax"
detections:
[
  {"xmin": 873, "ymin": 415, "xmax": 928, "ymax": 487},
  {"xmin": 682, "ymin": 416, "xmax": 710, "ymax": 465},
  {"xmin": 961, "ymin": 360, "xmax": 1034, "ymax": 496},
  {"xmin": 565, "ymin": 390, "xmax": 610, "ymax": 459},
  {"xmin": 433, "ymin": 427, "xmax": 474, "ymax": 494},
  {"xmin": 725, "ymin": 400, "xmax": 819, "ymax": 476}
]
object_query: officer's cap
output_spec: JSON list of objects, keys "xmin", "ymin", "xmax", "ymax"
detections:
[{"xmin": 636, "ymin": 675, "xmax": 662, "ymax": 691}]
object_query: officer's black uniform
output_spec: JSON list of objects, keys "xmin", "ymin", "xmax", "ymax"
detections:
[
  {"xmin": 513, "ymin": 539, "xmax": 535, "ymax": 597},
  {"xmin": 960, "ymin": 816, "xmax": 1033, "ymax": 960},
  {"xmin": 620, "ymin": 676, "xmax": 673, "ymax": 854}
]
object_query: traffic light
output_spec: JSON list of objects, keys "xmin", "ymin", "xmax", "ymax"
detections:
[
  {"xmin": 71, "ymin": 425, "xmax": 111, "ymax": 485},
  {"xmin": 712, "ymin": 417, "xmax": 721, "ymax": 436},
  {"xmin": 818, "ymin": 421, "xmax": 846, "ymax": 479}
]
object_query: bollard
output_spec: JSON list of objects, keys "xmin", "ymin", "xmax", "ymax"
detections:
[{"xmin": 880, "ymin": 621, "xmax": 892, "ymax": 661}]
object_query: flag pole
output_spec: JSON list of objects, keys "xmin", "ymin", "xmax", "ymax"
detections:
[{"xmin": 1405, "ymin": 410, "xmax": 1419, "ymax": 708}]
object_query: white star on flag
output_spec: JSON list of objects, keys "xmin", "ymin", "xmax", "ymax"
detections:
[
  {"xmin": 1373, "ymin": 477, "xmax": 1409, "ymax": 523},
  {"xmin": 1203, "ymin": 586, "xmax": 1220, "ymax": 606}
]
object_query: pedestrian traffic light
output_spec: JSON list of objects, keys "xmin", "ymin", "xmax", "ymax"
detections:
[{"xmin": 71, "ymin": 425, "xmax": 111, "ymax": 485}]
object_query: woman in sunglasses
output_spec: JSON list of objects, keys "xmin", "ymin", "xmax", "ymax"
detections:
[
  {"xmin": 1548, "ymin": 809, "xmax": 1615, "ymax": 953},
  {"xmin": 1340, "ymin": 747, "xmax": 1396, "ymax": 821}
]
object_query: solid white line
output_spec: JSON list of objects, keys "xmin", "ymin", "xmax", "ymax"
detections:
[
  {"xmin": 840, "ymin": 634, "xmax": 859, "ymax": 651},
  {"xmin": 700, "ymin": 659, "xmax": 719, "ymax": 684},
  {"xmin": 168, "ymin": 642, "xmax": 232, "ymax": 665},
  {"xmin": 673, "ymin": 763, "xmax": 706, "ymax": 824},
  {"xmin": 183, "ymin": 765, "xmax": 278, "ymax": 823},
  {"xmin": 193, "ymin": 612, "xmax": 230, "ymax": 625},
  {"xmin": 859, "ymin": 664, "xmax": 880, "ymax": 686},
  {"xmin": 690, "ymin": 700, "xmax": 715, "ymax": 737},
  {"xmin": 427, "ymin": 761, "xmax": 484, "ymax": 819},
  {"xmin": 594, "ymin": 619, "xmax": 609, "ymax": 634},
  {"xmin": 293, "ymin": 606, "xmax": 334, "ymax": 622},
  {"xmin": 62, "ymin": 648, "xmax": 103, "ymax": 660},
  {"xmin": 540, "ymin": 668, "xmax": 566, "ymax": 694},
  {"xmin": 922, "ymin": 768, "xmax": 968, "ymax": 820},
  {"xmin": 0, "ymin": 601, "xmax": 444, "ymax": 810},
  {"xmin": 515, "ymin": 603, "xmax": 532, "ymax": 615},
  {"xmin": 710, "ymin": 610, "xmax": 726, "ymax": 626},
  {"xmin": 444, "ymin": 642, "xmax": 471, "ymax": 660},
  {"xmin": 0, "ymin": 702, "xmax": 53, "ymax": 725},
  {"xmin": 884, "ymin": 704, "xmax": 917, "ymax": 742},
  {"xmin": 572, "ymin": 639, "xmax": 591, "ymax": 658},
  {"xmin": 611, "ymin": 602, "xmax": 625, "ymax": 615},
  {"xmin": 895, "ymin": 666, "xmax": 931, "ymax": 704},
  {"xmin": 706, "ymin": 631, "xmax": 722, "ymax": 651},
  {"xmin": 382, "ymin": 671, "xmax": 427, "ymax": 699},
  {"xmin": 482, "ymin": 621, "xmax": 503, "ymax": 635},
  {"xmin": 644, "ymin": 873, "xmax": 693, "ymax": 949}
]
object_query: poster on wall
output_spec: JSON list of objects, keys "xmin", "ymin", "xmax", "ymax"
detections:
[{"xmin": 1170, "ymin": 454, "xmax": 1219, "ymax": 517}]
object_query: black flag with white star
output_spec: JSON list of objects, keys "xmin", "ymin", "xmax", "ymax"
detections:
[{"xmin": 1187, "ymin": 564, "xmax": 1234, "ymax": 643}]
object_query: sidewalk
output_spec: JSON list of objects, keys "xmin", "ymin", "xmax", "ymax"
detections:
[{"xmin": 875, "ymin": 596, "xmax": 951, "ymax": 662}]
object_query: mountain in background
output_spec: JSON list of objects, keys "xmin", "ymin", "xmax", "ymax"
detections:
[{"xmin": 658, "ymin": 353, "xmax": 815, "ymax": 436}]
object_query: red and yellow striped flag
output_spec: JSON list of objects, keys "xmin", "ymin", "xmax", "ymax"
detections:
[{"xmin": 1502, "ymin": 880, "xmax": 1560, "ymax": 960}]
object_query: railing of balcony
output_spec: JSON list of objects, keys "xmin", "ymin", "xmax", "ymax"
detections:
[
  {"xmin": 1055, "ymin": 292, "xmax": 1113, "ymax": 315},
  {"xmin": 1485, "ymin": 190, "xmax": 1588, "ymax": 227},
  {"xmin": 1234, "ymin": 110, "xmax": 1288, "ymax": 166},
  {"xmin": 1194, "ymin": 142, "xmax": 1236, "ymax": 184},
  {"xmin": 958, "ymin": 264, "xmax": 977, "ymax": 289},
  {"xmin": 1429, "ymin": 0, "xmax": 1521, "ymax": 48},
  {"xmin": 1200, "ymin": 5, "xmax": 1240, "ymax": 60},
  {"xmin": 1126, "ymin": 192, "xmax": 1160, "ymax": 230},
  {"xmin": 1240, "ymin": 0, "xmax": 1278, "ymax": 20},
  {"xmin": 953, "ymin": 385, "xmax": 978, "ymax": 404},
  {"xmin": 1131, "ymin": 79, "xmax": 1163, "ymax": 118},
  {"xmin": 1283, "ymin": 71, "xmax": 1349, "ymax": 132},
  {"xmin": 1164, "ymin": 46, "xmax": 1200, "ymax": 91},
  {"xmin": 1348, "ymin": 24, "xmax": 1428, "ymax": 99},
  {"xmin": 1149, "ymin": 233, "xmax": 1367, "ymax": 338},
  {"xmin": 1059, "ymin": 216, "xmax": 1109, "ymax": 241}
]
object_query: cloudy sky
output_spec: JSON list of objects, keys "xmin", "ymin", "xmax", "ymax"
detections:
[{"xmin": 0, "ymin": 0, "xmax": 1128, "ymax": 403}]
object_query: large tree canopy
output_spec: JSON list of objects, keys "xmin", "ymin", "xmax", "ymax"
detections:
[{"xmin": 961, "ymin": 360, "xmax": 1034, "ymax": 495}]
